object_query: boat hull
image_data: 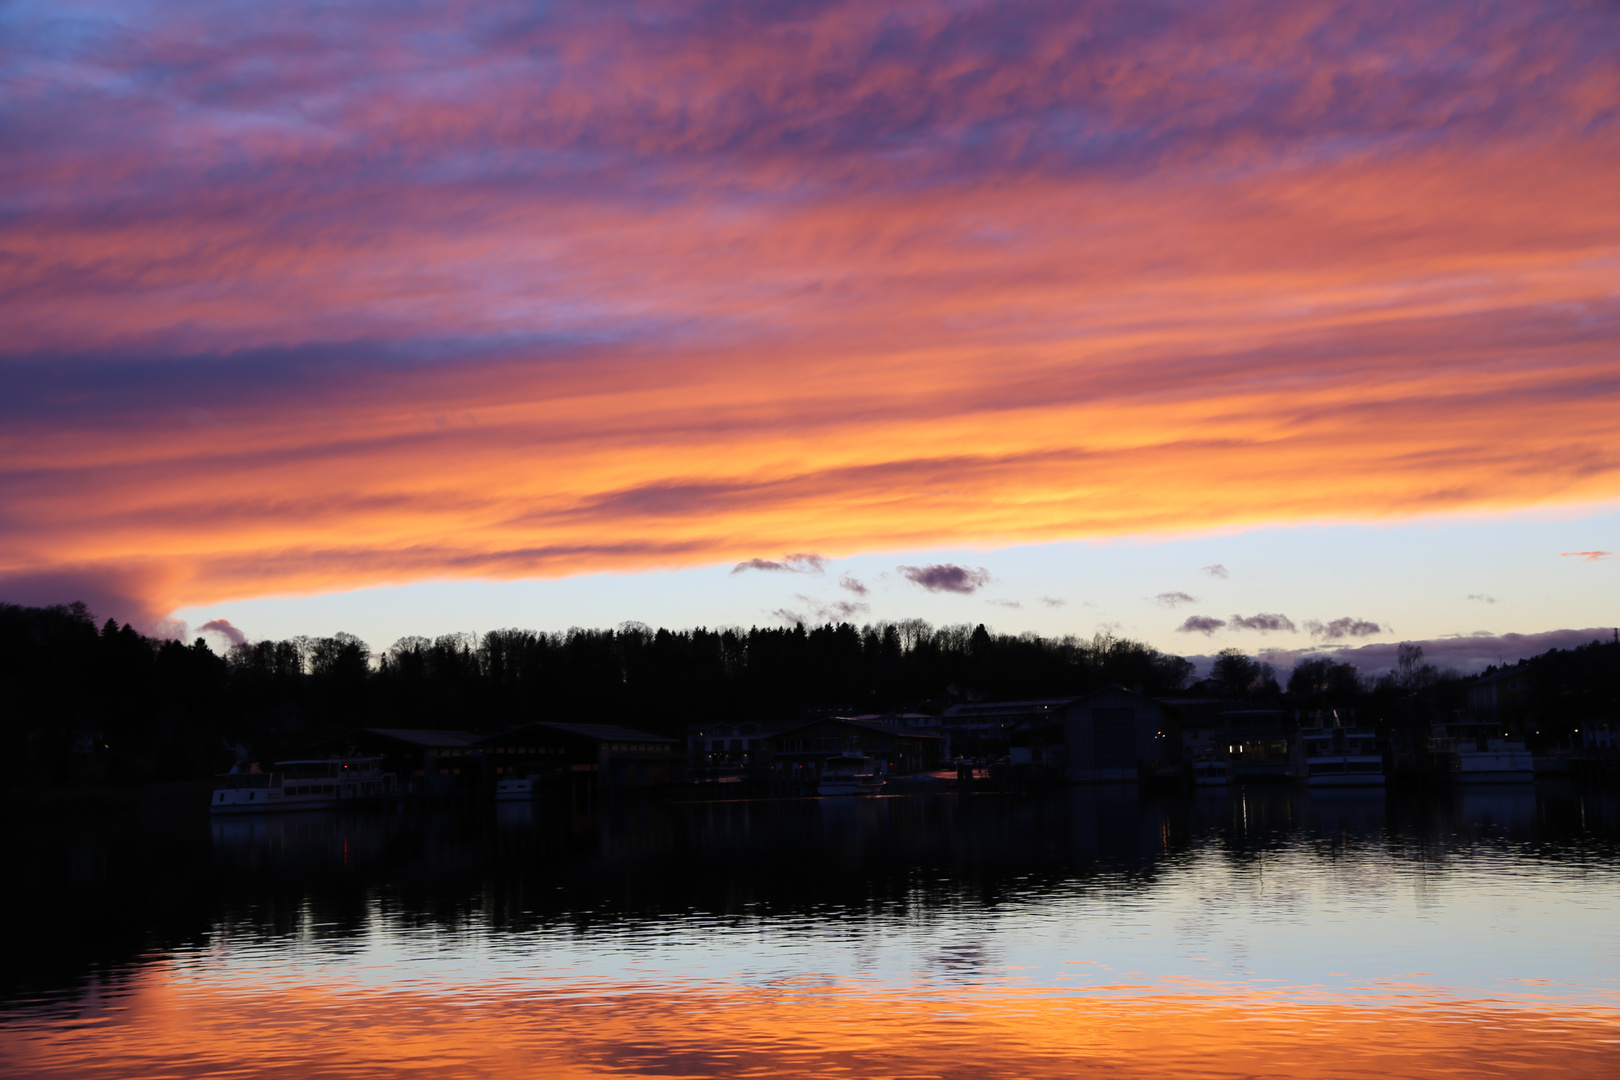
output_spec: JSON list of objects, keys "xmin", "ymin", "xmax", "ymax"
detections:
[{"xmin": 817, "ymin": 780, "xmax": 884, "ymax": 796}]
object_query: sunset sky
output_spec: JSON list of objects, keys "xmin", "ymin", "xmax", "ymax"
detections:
[{"xmin": 3, "ymin": 0, "xmax": 1616, "ymax": 667}]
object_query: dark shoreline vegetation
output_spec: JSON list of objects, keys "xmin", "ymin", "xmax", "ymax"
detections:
[{"xmin": 2, "ymin": 601, "xmax": 1616, "ymax": 788}]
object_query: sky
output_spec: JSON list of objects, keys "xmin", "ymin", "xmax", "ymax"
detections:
[{"xmin": 2, "ymin": 0, "xmax": 1617, "ymax": 671}]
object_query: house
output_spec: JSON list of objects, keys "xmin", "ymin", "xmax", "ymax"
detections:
[
  {"xmin": 1466, "ymin": 666, "xmax": 1532, "ymax": 730},
  {"xmin": 763, "ymin": 716, "xmax": 944, "ymax": 778},
  {"xmin": 301, "ymin": 728, "xmax": 483, "ymax": 794},
  {"xmin": 475, "ymin": 721, "xmax": 681, "ymax": 792},
  {"xmin": 1063, "ymin": 687, "xmax": 1175, "ymax": 783},
  {"xmin": 939, "ymin": 698, "xmax": 1076, "ymax": 758}
]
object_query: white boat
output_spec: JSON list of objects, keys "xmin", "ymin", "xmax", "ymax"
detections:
[
  {"xmin": 1192, "ymin": 755, "xmax": 1229, "ymax": 786},
  {"xmin": 495, "ymin": 774, "xmax": 547, "ymax": 801},
  {"xmin": 210, "ymin": 758, "xmax": 396, "ymax": 814},
  {"xmin": 1430, "ymin": 720, "xmax": 1534, "ymax": 783},
  {"xmin": 1297, "ymin": 724, "xmax": 1385, "ymax": 786},
  {"xmin": 817, "ymin": 755, "xmax": 885, "ymax": 796}
]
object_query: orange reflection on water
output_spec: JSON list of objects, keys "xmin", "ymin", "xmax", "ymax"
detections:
[{"xmin": 5, "ymin": 968, "xmax": 1617, "ymax": 1079}]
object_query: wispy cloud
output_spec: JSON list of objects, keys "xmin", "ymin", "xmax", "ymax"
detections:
[
  {"xmin": 1305, "ymin": 617, "xmax": 1383, "ymax": 640},
  {"xmin": 838, "ymin": 574, "xmax": 869, "ymax": 596},
  {"xmin": 1177, "ymin": 615, "xmax": 1227, "ymax": 635},
  {"xmin": 1038, "ymin": 596, "xmax": 1066, "ymax": 608},
  {"xmin": 898, "ymin": 564, "xmax": 991, "ymax": 594},
  {"xmin": 988, "ymin": 598, "xmax": 1022, "ymax": 608},
  {"xmin": 1467, "ymin": 593, "xmax": 1497, "ymax": 603},
  {"xmin": 1230, "ymin": 613, "xmax": 1297, "ymax": 633},
  {"xmin": 732, "ymin": 553, "xmax": 825, "ymax": 575},
  {"xmin": 794, "ymin": 594, "xmax": 870, "ymax": 622},
  {"xmin": 1154, "ymin": 591, "xmax": 1198, "ymax": 608},
  {"xmin": 1561, "ymin": 551, "xmax": 1616, "ymax": 562},
  {"xmin": 1202, "ymin": 565, "xmax": 1230, "ymax": 579}
]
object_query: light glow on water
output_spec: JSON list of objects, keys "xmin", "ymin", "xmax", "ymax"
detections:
[{"xmin": 3, "ymin": 789, "xmax": 1619, "ymax": 1077}]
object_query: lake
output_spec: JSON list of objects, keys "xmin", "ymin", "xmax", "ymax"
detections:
[{"xmin": 3, "ymin": 784, "xmax": 1619, "ymax": 1078}]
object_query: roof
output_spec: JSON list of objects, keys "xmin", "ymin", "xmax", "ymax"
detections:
[
  {"xmin": 479, "ymin": 721, "xmax": 676, "ymax": 745},
  {"xmin": 305, "ymin": 728, "xmax": 483, "ymax": 750},
  {"xmin": 941, "ymin": 698, "xmax": 1078, "ymax": 719},
  {"xmin": 772, "ymin": 716, "xmax": 945, "ymax": 741}
]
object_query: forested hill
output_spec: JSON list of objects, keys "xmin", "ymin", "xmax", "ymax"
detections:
[{"xmin": 0, "ymin": 601, "xmax": 1194, "ymax": 784}]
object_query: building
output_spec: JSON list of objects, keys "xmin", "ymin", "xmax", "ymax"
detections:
[
  {"xmin": 475, "ymin": 721, "xmax": 682, "ymax": 793},
  {"xmin": 1466, "ymin": 666, "xmax": 1533, "ymax": 730},
  {"xmin": 1062, "ymin": 687, "xmax": 1176, "ymax": 783},
  {"xmin": 763, "ymin": 717, "xmax": 944, "ymax": 778},
  {"xmin": 301, "ymin": 728, "xmax": 484, "ymax": 794},
  {"xmin": 939, "ymin": 698, "xmax": 1076, "ymax": 758}
]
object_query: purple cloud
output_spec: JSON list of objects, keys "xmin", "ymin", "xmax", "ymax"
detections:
[
  {"xmin": 898, "ymin": 564, "xmax": 991, "ymax": 594},
  {"xmin": 771, "ymin": 608, "xmax": 805, "ymax": 626},
  {"xmin": 1202, "ymin": 564, "xmax": 1229, "ymax": 579},
  {"xmin": 1306, "ymin": 617, "xmax": 1383, "ymax": 640},
  {"xmin": 838, "ymin": 574, "xmax": 869, "ymax": 595},
  {"xmin": 1038, "ymin": 596, "xmax": 1066, "ymax": 607},
  {"xmin": 1231, "ymin": 613, "xmax": 1297, "ymax": 633},
  {"xmin": 199, "ymin": 617, "xmax": 247, "ymax": 646},
  {"xmin": 1154, "ymin": 591, "xmax": 1198, "ymax": 608},
  {"xmin": 1177, "ymin": 615, "xmax": 1227, "ymax": 635},
  {"xmin": 732, "ymin": 553, "xmax": 824, "ymax": 574}
]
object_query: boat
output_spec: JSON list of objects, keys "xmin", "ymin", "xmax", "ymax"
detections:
[
  {"xmin": 1296, "ymin": 723, "xmax": 1385, "ymax": 786},
  {"xmin": 1192, "ymin": 754, "xmax": 1229, "ymax": 786},
  {"xmin": 817, "ymin": 754, "xmax": 885, "ymax": 796},
  {"xmin": 210, "ymin": 758, "xmax": 396, "ymax": 813},
  {"xmin": 1429, "ymin": 720, "xmax": 1534, "ymax": 783}
]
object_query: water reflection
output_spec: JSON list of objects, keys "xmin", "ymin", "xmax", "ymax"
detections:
[{"xmin": 2, "ymin": 785, "xmax": 1618, "ymax": 1077}]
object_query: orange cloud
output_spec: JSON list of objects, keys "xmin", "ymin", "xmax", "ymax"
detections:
[{"xmin": 2, "ymin": 2, "xmax": 1619, "ymax": 623}]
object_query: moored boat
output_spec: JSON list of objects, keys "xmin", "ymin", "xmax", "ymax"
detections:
[
  {"xmin": 817, "ymin": 754, "xmax": 885, "ymax": 796},
  {"xmin": 211, "ymin": 758, "xmax": 396, "ymax": 813},
  {"xmin": 1296, "ymin": 724, "xmax": 1385, "ymax": 786},
  {"xmin": 1429, "ymin": 720, "xmax": 1534, "ymax": 783}
]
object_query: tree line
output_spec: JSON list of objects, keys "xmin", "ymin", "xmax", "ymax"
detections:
[
  {"xmin": 3, "ymin": 600, "xmax": 1613, "ymax": 785},
  {"xmin": 2, "ymin": 602, "xmax": 1192, "ymax": 783}
]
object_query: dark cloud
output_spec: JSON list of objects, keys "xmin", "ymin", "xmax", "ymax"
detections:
[
  {"xmin": 1230, "ymin": 613, "xmax": 1297, "ymax": 633},
  {"xmin": 0, "ymin": 565, "xmax": 183, "ymax": 638},
  {"xmin": 198, "ymin": 618, "xmax": 246, "ymax": 646},
  {"xmin": 1154, "ymin": 591, "xmax": 1197, "ymax": 608},
  {"xmin": 1038, "ymin": 596, "xmax": 1066, "ymax": 607},
  {"xmin": 731, "ymin": 553, "xmax": 824, "ymax": 574},
  {"xmin": 898, "ymin": 564, "xmax": 991, "ymax": 594},
  {"xmin": 838, "ymin": 574, "xmax": 869, "ymax": 595},
  {"xmin": 1561, "ymin": 551, "xmax": 1616, "ymax": 561},
  {"xmin": 1467, "ymin": 593, "xmax": 1497, "ymax": 603},
  {"xmin": 1196, "ymin": 627, "xmax": 1618, "ymax": 679},
  {"xmin": 1177, "ymin": 615, "xmax": 1226, "ymax": 635},
  {"xmin": 1202, "ymin": 564, "xmax": 1229, "ymax": 579},
  {"xmin": 1306, "ymin": 617, "xmax": 1383, "ymax": 640}
]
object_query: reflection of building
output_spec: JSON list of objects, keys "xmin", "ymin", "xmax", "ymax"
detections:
[
  {"xmin": 302, "ymin": 728, "xmax": 482, "ymax": 794},
  {"xmin": 477, "ymin": 722, "xmax": 682, "ymax": 794}
]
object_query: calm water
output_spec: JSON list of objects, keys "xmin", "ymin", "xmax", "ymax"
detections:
[{"xmin": 3, "ymin": 785, "xmax": 1619, "ymax": 1078}]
